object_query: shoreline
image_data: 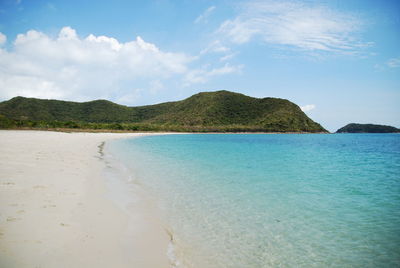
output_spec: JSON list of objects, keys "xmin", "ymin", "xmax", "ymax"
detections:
[
  {"xmin": 0, "ymin": 130, "xmax": 172, "ymax": 268},
  {"xmin": 1, "ymin": 127, "xmax": 331, "ymax": 134}
]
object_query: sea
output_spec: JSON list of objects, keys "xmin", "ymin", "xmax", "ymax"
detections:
[{"xmin": 106, "ymin": 134, "xmax": 400, "ymax": 268}]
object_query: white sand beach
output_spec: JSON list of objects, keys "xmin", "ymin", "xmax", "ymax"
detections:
[{"xmin": 0, "ymin": 130, "xmax": 171, "ymax": 268}]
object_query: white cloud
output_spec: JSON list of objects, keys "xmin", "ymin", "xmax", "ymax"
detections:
[
  {"xmin": 149, "ymin": 80, "xmax": 165, "ymax": 94},
  {"xmin": 386, "ymin": 57, "xmax": 400, "ymax": 68},
  {"xmin": 219, "ymin": 52, "xmax": 238, "ymax": 62},
  {"xmin": 0, "ymin": 27, "xmax": 191, "ymax": 102},
  {"xmin": 184, "ymin": 63, "xmax": 243, "ymax": 86},
  {"xmin": 0, "ymin": 32, "xmax": 6, "ymax": 46},
  {"xmin": 195, "ymin": 6, "xmax": 216, "ymax": 24},
  {"xmin": 218, "ymin": 0, "xmax": 367, "ymax": 54},
  {"xmin": 200, "ymin": 40, "xmax": 230, "ymax": 55},
  {"xmin": 116, "ymin": 88, "xmax": 144, "ymax": 105},
  {"xmin": 374, "ymin": 57, "xmax": 400, "ymax": 71},
  {"xmin": 301, "ymin": 104, "xmax": 316, "ymax": 112},
  {"xmin": 373, "ymin": 63, "xmax": 384, "ymax": 72}
]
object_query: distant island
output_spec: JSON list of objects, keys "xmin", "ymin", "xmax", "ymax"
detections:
[
  {"xmin": 336, "ymin": 123, "xmax": 400, "ymax": 133},
  {"xmin": 0, "ymin": 90, "xmax": 327, "ymax": 133}
]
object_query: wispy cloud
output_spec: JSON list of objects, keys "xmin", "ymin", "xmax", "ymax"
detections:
[
  {"xmin": 0, "ymin": 32, "xmax": 6, "ymax": 45},
  {"xmin": 115, "ymin": 88, "xmax": 144, "ymax": 105},
  {"xmin": 184, "ymin": 63, "xmax": 243, "ymax": 86},
  {"xmin": 218, "ymin": 0, "xmax": 368, "ymax": 54},
  {"xmin": 374, "ymin": 57, "xmax": 400, "ymax": 71},
  {"xmin": 200, "ymin": 40, "xmax": 230, "ymax": 55},
  {"xmin": 301, "ymin": 104, "xmax": 316, "ymax": 112},
  {"xmin": 219, "ymin": 52, "xmax": 238, "ymax": 62},
  {"xmin": 195, "ymin": 6, "xmax": 216, "ymax": 24},
  {"xmin": 386, "ymin": 57, "xmax": 400, "ymax": 68}
]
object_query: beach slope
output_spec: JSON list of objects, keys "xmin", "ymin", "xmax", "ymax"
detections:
[{"xmin": 0, "ymin": 130, "xmax": 170, "ymax": 268}]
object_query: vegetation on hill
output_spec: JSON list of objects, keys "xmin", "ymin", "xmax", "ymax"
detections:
[
  {"xmin": 336, "ymin": 123, "xmax": 400, "ymax": 133},
  {"xmin": 0, "ymin": 90, "xmax": 327, "ymax": 133}
]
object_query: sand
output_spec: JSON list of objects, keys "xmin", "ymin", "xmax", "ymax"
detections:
[{"xmin": 0, "ymin": 130, "xmax": 171, "ymax": 268}]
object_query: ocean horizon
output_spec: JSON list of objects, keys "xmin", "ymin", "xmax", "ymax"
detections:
[{"xmin": 107, "ymin": 133, "xmax": 400, "ymax": 267}]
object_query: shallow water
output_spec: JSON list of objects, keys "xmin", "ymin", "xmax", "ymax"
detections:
[{"xmin": 109, "ymin": 134, "xmax": 400, "ymax": 268}]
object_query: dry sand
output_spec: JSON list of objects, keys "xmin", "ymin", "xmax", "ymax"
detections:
[{"xmin": 0, "ymin": 130, "xmax": 171, "ymax": 268}]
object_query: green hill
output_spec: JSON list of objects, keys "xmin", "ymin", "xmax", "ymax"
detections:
[
  {"xmin": 336, "ymin": 123, "xmax": 399, "ymax": 133},
  {"xmin": 0, "ymin": 90, "xmax": 327, "ymax": 132}
]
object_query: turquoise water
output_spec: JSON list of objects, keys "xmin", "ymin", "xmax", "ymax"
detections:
[{"xmin": 109, "ymin": 134, "xmax": 400, "ymax": 267}]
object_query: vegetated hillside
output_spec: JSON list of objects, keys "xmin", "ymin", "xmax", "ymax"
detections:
[
  {"xmin": 336, "ymin": 123, "xmax": 400, "ymax": 133},
  {"xmin": 0, "ymin": 97, "xmax": 136, "ymax": 123},
  {"xmin": 0, "ymin": 90, "xmax": 327, "ymax": 132}
]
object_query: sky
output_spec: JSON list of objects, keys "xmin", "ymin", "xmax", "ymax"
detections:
[{"xmin": 0, "ymin": 0, "xmax": 399, "ymax": 131}]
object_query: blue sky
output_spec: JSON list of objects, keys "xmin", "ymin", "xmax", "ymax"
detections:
[{"xmin": 0, "ymin": 0, "xmax": 399, "ymax": 131}]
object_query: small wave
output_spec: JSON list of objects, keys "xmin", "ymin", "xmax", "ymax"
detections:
[{"xmin": 166, "ymin": 228, "xmax": 182, "ymax": 268}]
